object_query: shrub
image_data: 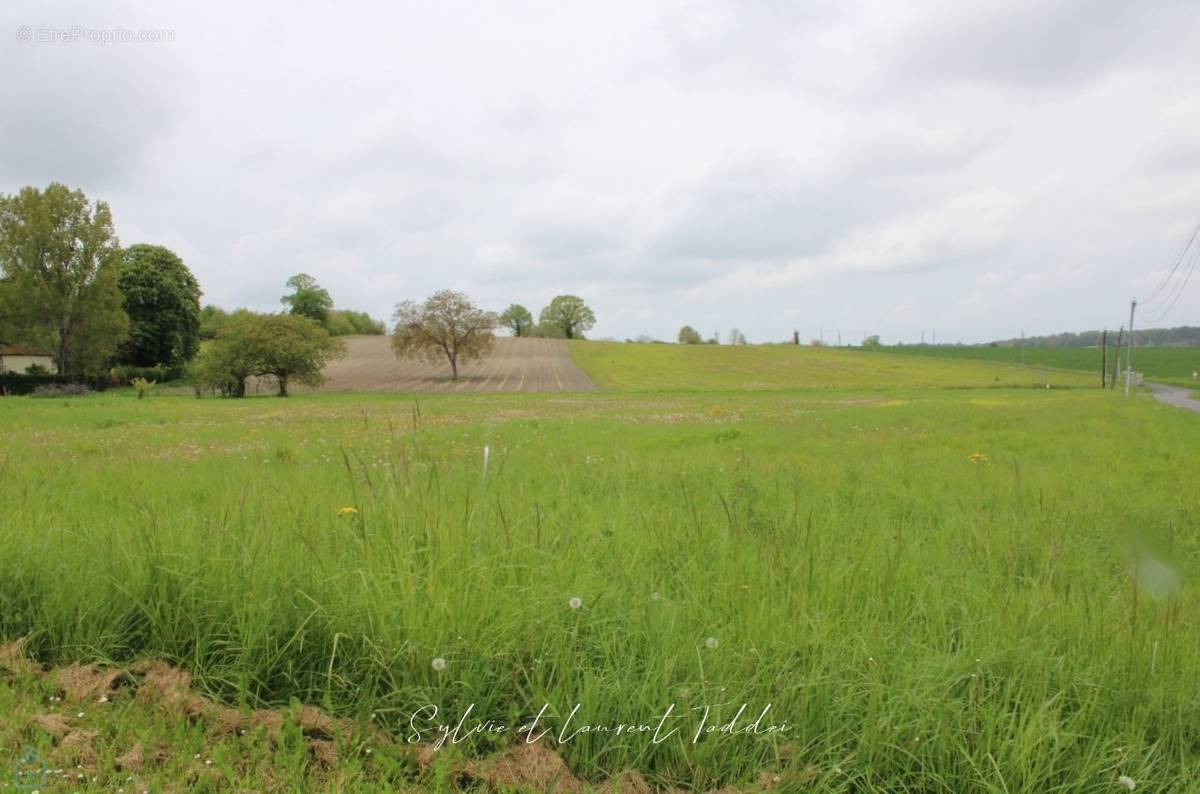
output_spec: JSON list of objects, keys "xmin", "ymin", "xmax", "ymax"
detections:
[
  {"xmin": 31, "ymin": 382, "xmax": 93, "ymax": 398},
  {"xmin": 0, "ymin": 374, "xmax": 108, "ymax": 396},
  {"xmin": 130, "ymin": 377, "xmax": 156, "ymax": 399},
  {"xmin": 110, "ymin": 364, "xmax": 183, "ymax": 386}
]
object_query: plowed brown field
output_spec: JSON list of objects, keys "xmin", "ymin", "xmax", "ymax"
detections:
[{"xmin": 307, "ymin": 335, "xmax": 597, "ymax": 393}]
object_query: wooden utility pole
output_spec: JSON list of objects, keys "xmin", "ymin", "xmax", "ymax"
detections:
[
  {"xmin": 1112, "ymin": 325, "xmax": 1123, "ymax": 389},
  {"xmin": 1124, "ymin": 299, "xmax": 1137, "ymax": 396},
  {"xmin": 1101, "ymin": 330, "xmax": 1107, "ymax": 388}
]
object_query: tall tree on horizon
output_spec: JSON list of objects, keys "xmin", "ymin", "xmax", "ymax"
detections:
[
  {"xmin": 539, "ymin": 295, "xmax": 595, "ymax": 340},
  {"xmin": 281, "ymin": 273, "xmax": 334, "ymax": 325},
  {"xmin": 117, "ymin": 244, "xmax": 202, "ymax": 369},
  {"xmin": 392, "ymin": 290, "xmax": 497, "ymax": 380},
  {"xmin": 0, "ymin": 183, "xmax": 128, "ymax": 374},
  {"xmin": 499, "ymin": 303, "xmax": 534, "ymax": 337}
]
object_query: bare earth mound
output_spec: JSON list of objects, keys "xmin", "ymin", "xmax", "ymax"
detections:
[{"xmin": 312, "ymin": 336, "xmax": 597, "ymax": 393}]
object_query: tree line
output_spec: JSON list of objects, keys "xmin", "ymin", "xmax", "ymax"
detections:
[
  {"xmin": 0, "ymin": 182, "xmax": 601, "ymax": 396},
  {"xmin": 989, "ymin": 327, "xmax": 1200, "ymax": 348},
  {"xmin": 0, "ymin": 183, "xmax": 387, "ymax": 381}
]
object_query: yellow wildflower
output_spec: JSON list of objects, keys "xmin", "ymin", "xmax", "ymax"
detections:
[
  {"xmin": 337, "ymin": 507, "xmax": 358, "ymax": 517},
  {"xmin": 967, "ymin": 453, "xmax": 988, "ymax": 463}
]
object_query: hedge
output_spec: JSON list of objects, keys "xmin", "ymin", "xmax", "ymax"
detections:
[{"xmin": 0, "ymin": 374, "xmax": 110, "ymax": 396}]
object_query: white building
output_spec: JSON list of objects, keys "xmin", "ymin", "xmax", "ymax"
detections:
[{"xmin": 0, "ymin": 345, "xmax": 57, "ymax": 374}]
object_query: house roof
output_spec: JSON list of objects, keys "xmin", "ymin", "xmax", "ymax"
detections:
[{"xmin": 0, "ymin": 345, "xmax": 53, "ymax": 357}]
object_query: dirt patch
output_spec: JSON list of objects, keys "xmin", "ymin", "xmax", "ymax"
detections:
[
  {"xmin": 474, "ymin": 742, "xmax": 586, "ymax": 792},
  {"xmin": 54, "ymin": 662, "xmax": 133, "ymax": 702},
  {"xmin": 305, "ymin": 336, "xmax": 598, "ymax": 393},
  {"xmin": 133, "ymin": 660, "xmax": 211, "ymax": 719},
  {"xmin": 4, "ymin": 639, "xmax": 792, "ymax": 792},
  {"xmin": 0, "ymin": 638, "xmax": 40, "ymax": 676},
  {"xmin": 116, "ymin": 741, "xmax": 145, "ymax": 772},
  {"xmin": 29, "ymin": 712, "xmax": 99, "ymax": 768},
  {"xmin": 308, "ymin": 738, "xmax": 339, "ymax": 769}
]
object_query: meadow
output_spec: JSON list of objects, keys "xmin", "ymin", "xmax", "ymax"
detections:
[
  {"xmin": 2, "ymin": 348, "xmax": 1199, "ymax": 792},
  {"xmin": 568, "ymin": 341, "xmax": 1094, "ymax": 391},
  {"xmin": 877, "ymin": 343, "xmax": 1200, "ymax": 387}
]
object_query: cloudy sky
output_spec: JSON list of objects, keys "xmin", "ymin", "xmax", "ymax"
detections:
[{"xmin": 3, "ymin": 0, "xmax": 1199, "ymax": 343}]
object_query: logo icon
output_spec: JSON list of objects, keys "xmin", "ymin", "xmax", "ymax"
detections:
[{"xmin": 13, "ymin": 746, "xmax": 48, "ymax": 791}]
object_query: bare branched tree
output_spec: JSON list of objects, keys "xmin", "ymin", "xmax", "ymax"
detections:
[{"xmin": 392, "ymin": 290, "xmax": 497, "ymax": 380}]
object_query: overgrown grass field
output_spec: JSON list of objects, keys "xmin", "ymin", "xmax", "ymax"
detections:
[{"xmin": 2, "ymin": 350, "xmax": 1199, "ymax": 791}]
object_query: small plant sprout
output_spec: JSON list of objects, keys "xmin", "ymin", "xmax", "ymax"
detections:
[
  {"xmin": 1117, "ymin": 775, "xmax": 1136, "ymax": 791},
  {"xmin": 431, "ymin": 657, "xmax": 447, "ymax": 671},
  {"xmin": 705, "ymin": 636, "xmax": 719, "ymax": 649},
  {"xmin": 569, "ymin": 596, "xmax": 583, "ymax": 610}
]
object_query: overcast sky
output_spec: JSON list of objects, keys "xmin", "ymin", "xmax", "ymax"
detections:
[{"xmin": 3, "ymin": 1, "xmax": 1199, "ymax": 343}]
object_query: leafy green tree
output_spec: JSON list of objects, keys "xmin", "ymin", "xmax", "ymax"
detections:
[
  {"xmin": 116, "ymin": 244, "xmax": 202, "ymax": 368},
  {"xmin": 280, "ymin": 273, "xmax": 333, "ymax": 324},
  {"xmin": 499, "ymin": 304, "xmax": 534, "ymax": 337},
  {"xmin": 529, "ymin": 321, "xmax": 565, "ymax": 339},
  {"xmin": 538, "ymin": 295, "xmax": 595, "ymax": 340},
  {"xmin": 325, "ymin": 309, "xmax": 385, "ymax": 335},
  {"xmin": 862, "ymin": 335, "xmax": 883, "ymax": 350},
  {"xmin": 392, "ymin": 290, "xmax": 497, "ymax": 380},
  {"xmin": 251, "ymin": 314, "xmax": 346, "ymax": 396},
  {"xmin": 0, "ymin": 183, "xmax": 129, "ymax": 374},
  {"xmin": 191, "ymin": 312, "xmax": 345, "ymax": 397},
  {"xmin": 191, "ymin": 313, "xmax": 261, "ymax": 397},
  {"xmin": 678, "ymin": 325, "xmax": 703, "ymax": 345},
  {"xmin": 198, "ymin": 304, "xmax": 230, "ymax": 339}
]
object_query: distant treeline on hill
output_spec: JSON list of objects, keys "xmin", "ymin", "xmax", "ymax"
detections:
[{"xmin": 988, "ymin": 326, "xmax": 1200, "ymax": 347}]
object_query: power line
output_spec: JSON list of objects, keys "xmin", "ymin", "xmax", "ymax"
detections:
[
  {"xmin": 1145, "ymin": 215, "xmax": 1200, "ymax": 307},
  {"xmin": 1143, "ymin": 239, "xmax": 1200, "ymax": 324}
]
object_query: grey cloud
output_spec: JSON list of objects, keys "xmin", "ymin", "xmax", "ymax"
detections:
[
  {"xmin": 890, "ymin": 0, "xmax": 1200, "ymax": 91},
  {"xmin": 3, "ymin": 0, "xmax": 1199, "ymax": 344}
]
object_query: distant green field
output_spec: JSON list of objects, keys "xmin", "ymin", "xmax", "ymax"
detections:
[
  {"xmin": 569, "ymin": 341, "xmax": 1093, "ymax": 391},
  {"xmin": 877, "ymin": 344, "xmax": 1200, "ymax": 386}
]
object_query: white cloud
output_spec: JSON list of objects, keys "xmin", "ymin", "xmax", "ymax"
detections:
[{"xmin": 2, "ymin": 0, "xmax": 1199, "ymax": 343}]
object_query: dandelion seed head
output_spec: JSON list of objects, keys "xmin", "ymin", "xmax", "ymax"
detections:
[
  {"xmin": 569, "ymin": 596, "xmax": 583, "ymax": 610},
  {"xmin": 705, "ymin": 636, "xmax": 719, "ymax": 649},
  {"xmin": 431, "ymin": 657, "xmax": 447, "ymax": 671}
]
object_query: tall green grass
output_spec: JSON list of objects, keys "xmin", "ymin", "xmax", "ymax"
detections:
[{"xmin": 1, "ymin": 388, "xmax": 1198, "ymax": 790}]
